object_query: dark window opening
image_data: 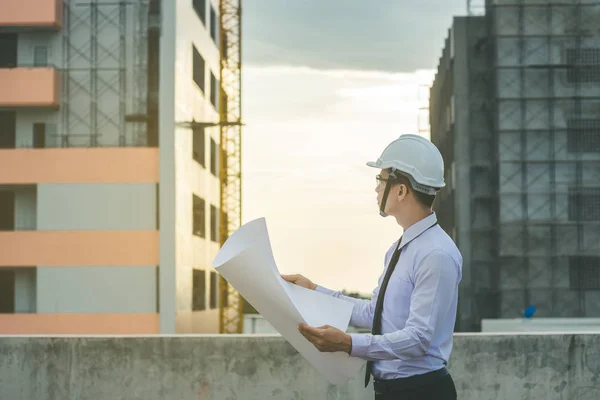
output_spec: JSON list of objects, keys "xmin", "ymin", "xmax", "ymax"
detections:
[
  {"xmin": 33, "ymin": 123, "xmax": 46, "ymax": 148},
  {"xmin": 210, "ymin": 204, "xmax": 218, "ymax": 242},
  {"xmin": 210, "ymin": 5, "xmax": 218, "ymax": 44},
  {"xmin": 569, "ymin": 187, "xmax": 600, "ymax": 221},
  {"xmin": 0, "ymin": 34, "xmax": 17, "ymax": 68},
  {"xmin": 0, "ymin": 270, "xmax": 15, "ymax": 313},
  {"xmin": 0, "ymin": 191, "xmax": 15, "ymax": 231},
  {"xmin": 210, "ymin": 271, "xmax": 218, "ymax": 309},
  {"xmin": 567, "ymin": 119, "xmax": 600, "ymax": 153},
  {"xmin": 210, "ymin": 138, "xmax": 218, "ymax": 176},
  {"xmin": 570, "ymin": 257, "xmax": 600, "ymax": 290},
  {"xmin": 193, "ymin": 0, "xmax": 207, "ymax": 25},
  {"xmin": 192, "ymin": 269, "xmax": 206, "ymax": 311},
  {"xmin": 210, "ymin": 72, "xmax": 218, "ymax": 109},
  {"xmin": 221, "ymin": 146, "xmax": 228, "ymax": 185},
  {"xmin": 192, "ymin": 45, "xmax": 206, "ymax": 93},
  {"xmin": 192, "ymin": 127, "xmax": 205, "ymax": 167},
  {"xmin": 192, "ymin": 194, "xmax": 206, "ymax": 238},
  {"xmin": 0, "ymin": 112, "xmax": 16, "ymax": 149}
]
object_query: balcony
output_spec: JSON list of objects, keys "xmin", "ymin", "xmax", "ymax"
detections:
[
  {"xmin": 0, "ymin": 68, "xmax": 60, "ymax": 108},
  {"xmin": 0, "ymin": 0, "xmax": 62, "ymax": 30},
  {"xmin": 0, "ymin": 148, "xmax": 159, "ymax": 184},
  {"xmin": 0, "ymin": 230, "xmax": 159, "ymax": 267}
]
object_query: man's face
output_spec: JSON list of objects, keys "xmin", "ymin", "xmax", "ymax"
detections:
[{"xmin": 375, "ymin": 169, "xmax": 407, "ymax": 217}]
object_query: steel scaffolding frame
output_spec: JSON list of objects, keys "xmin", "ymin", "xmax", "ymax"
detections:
[
  {"xmin": 60, "ymin": 0, "xmax": 148, "ymax": 147},
  {"xmin": 490, "ymin": 0, "xmax": 600, "ymax": 318}
]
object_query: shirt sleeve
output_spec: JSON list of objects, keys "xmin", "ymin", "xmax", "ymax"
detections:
[
  {"xmin": 349, "ymin": 249, "xmax": 459, "ymax": 360},
  {"xmin": 316, "ymin": 285, "xmax": 377, "ymax": 329}
]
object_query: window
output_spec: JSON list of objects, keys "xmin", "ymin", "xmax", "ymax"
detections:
[
  {"xmin": 33, "ymin": 123, "xmax": 46, "ymax": 148},
  {"xmin": 221, "ymin": 146, "xmax": 228, "ymax": 184},
  {"xmin": 0, "ymin": 269, "xmax": 15, "ymax": 313},
  {"xmin": 210, "ymin": 4, "xmax": 218, "ymax": 44},
  {"xmin": 192, "ymin": 269, "xmax": 206, "ymax": 311},
  {"xmin": 33, "ymin": 46, "xmax": 48, "ymax": 67},
  {"xmin": 0, "ymin": 34, "xmax": 17, "ymax": 68},
  {"xmin": 210, "ymin": 72, "xmax": 218, "ymax": 109},
  {"xmin": 566, "ymin": 48, "xmax": 600, "ymax": 84},
  {"xmin": 192, "ymin": 45, "xmax": 206, "ymax": 93},
  {"xmin": 0, "ymin": 191, "xmax": 15, "ymax": 231},
  {"xmin": 193, "ymin": 0, "xmax": 206, "ymax": 25},
  {"xmin": 0, "ymin": 111, "xmax": 16, "ymax": 149},
  {"xmin": 210, "ymin": 204, "xmax": 218, "ymax": 242},
  {"xmin": 567, "ymin": 119, "xmax": 600, "ymax": 153},
  {"xmin": 569, "ymin": 187, "xmax": 600, "ymax": 221},
  {"xmin": 192, "ymin": 127, "xmax": 205, "ymax": 167},
  {"xmin": 192, "ymin": 195, "xmax": 206, "ymax": 238},
  {"xmin": 570, "ymin": 257, "xmax": 600, "ymax": 290},
  {"xmin": 210, "ymin": 271, "xmax": 218, "ymax": 309},
  {"xmin": 210, "ymin": 138, "xmax": 218, "ymax": 176}
]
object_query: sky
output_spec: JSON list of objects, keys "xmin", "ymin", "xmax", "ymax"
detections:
[{"xmin": 241, "ymin": 1, "xmax": 466, "ymax": 294}]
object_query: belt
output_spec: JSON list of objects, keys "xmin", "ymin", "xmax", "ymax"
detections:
[{"xmin": 373, "ymin": 367, "xmax": 449, "ymax": 394}]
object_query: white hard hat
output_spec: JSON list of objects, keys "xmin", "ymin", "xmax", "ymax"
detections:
[{"xmin": 367, "ymin": 134, "xmax": 445, "ymax": 195}]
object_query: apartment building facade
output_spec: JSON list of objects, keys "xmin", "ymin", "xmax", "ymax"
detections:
[{"xmin": 0, "ymin": 0, "xmax": 224, "ymax": 334}]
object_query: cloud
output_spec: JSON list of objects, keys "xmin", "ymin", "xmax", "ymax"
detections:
[
  {"xmin": 241, "ymin": 66, "xmax": 435, "ymax": 292},
  {"xmin": 243, "ymin": 0, "xmax": 466, "ymax": 72}
]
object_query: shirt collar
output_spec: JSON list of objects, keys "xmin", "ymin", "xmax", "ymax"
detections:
[{"xmin": 399, "ymin": 212, "xmax": 438, "ymax": 248}]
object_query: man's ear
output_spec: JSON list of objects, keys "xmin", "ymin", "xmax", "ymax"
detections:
[{"xmin": 397, "ymin": 184, "xmax": 407, "ymax": 198}]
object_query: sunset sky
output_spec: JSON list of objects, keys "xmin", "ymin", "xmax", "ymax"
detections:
[{"xmin": 240, "ymin": 0, "xmax": 465, "ymax": 293}]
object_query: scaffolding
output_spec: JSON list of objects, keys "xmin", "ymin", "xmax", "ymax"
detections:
[
  {"xmin": 60, "ymin": 0, "xmax": 148, "ymax": 148},
  {"xmin": 218, "ymin": 0, "xmax": 244, "ymax": 334},
  {"xmin": 489, "ymin": 0, "xmax": 600, "ymax": 319}
]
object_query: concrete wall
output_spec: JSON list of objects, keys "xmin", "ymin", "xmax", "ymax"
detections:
[
  {"xmin": 37, "ymin": 183, "xmax": 156, "ymax": 230},
  {"xmin": 36, "ymin": 266, "xmax": 157, "ymax": 313},
  {"xmin": 1, "ymin": 334, "xmax": 600, "ymax": 400}
]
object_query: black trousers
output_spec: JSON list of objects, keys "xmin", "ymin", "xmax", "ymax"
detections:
[{"xmin": 374, "ymin": 373, "xmax": 457, "ymax": 400}]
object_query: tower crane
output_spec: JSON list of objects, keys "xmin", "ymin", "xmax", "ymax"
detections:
[{"xmin": 218, "ymin": 0, "xmax": 244, "ymax": 334}]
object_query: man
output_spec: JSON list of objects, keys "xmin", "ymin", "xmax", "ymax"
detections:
[{"xmin": 282, "ymin": 134, "xmax": 462, "ymax": 400}]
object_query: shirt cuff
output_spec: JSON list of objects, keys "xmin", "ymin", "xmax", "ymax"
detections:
[
  {"xmin": 315, "ymin": 285, "xmax": 335, "ymax": 296},
  {"xmin": 349, "ymin": 333, "xmax": 372, "ymax": 358}
]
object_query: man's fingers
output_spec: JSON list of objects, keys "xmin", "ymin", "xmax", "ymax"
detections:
[
  {"xmin": 299, "ymin": 323, "xmax": 322, "ymax": 336},
  {"xmin": 281, "ymin": 274, "xmax": 299, "ymax": 282}
]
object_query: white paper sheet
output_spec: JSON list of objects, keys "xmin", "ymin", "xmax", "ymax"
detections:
[{"xmin": 212, "ymin": 218, "xmax": 365, "ymax": 384}]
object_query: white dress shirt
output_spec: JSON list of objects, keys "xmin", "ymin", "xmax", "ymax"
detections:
[{"xmin": 316, "ymin": 212, "xmax": 462, "ymax": 380}]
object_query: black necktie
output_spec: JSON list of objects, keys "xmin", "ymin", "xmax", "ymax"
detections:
[{"xmin": 364, "ymin": 237, "xmax": 403, "ymax": 387}]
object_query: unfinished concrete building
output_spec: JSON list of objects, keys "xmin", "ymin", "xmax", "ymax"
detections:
[
  {"xmin": 430, "ymin": 0, "xmax": 600, "ymax": 331},
  {"xmin": 0, "ymin": 0, "xmax": 229, "ymax": 334}
]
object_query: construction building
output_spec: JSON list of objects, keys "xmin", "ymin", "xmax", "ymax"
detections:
[
  {"xmin": 430, "ymin": 0, "xmax": 600, "ymax": 332},
  {"xmin": 0, "ymin": 0, "xmax": 243, "ymax": 334}
]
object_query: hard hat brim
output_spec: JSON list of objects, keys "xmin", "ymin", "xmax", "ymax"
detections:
[{"xmin": 366, "ymin": 161, "xmax": 380, "ymax": 168}]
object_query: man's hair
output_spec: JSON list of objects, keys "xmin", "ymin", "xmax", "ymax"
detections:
[{"xmin": 391, "ymin": 171, "xmax": 436, "ymax": 208}]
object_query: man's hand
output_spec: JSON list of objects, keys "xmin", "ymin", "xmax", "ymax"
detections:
[
  {"xmin": 298, "ymin": 323, "xmax": 352, "ymax": 354},
  {"xmin": 281, "ymin": 274, "xmax": 317, "ymax": 291}
]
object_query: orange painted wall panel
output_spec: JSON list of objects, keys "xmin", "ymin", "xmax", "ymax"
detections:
[
  {"xmin": 0, "ymin": 0, "xmax": 62, "ymax": 29},
  {"xmin": 0, "ymin": 231, "xmax": 159, "ymax": 266},
  {"xmin": 0, "ymin": 68, "xmax": 60, "ymax": 107},
  {"xmin": 0, "ymin": 314, "xmax": 159, "ymax": 334},
  {"xmin": 0, "ymin": 148, "xmax": 159, "ymax": 184}
]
